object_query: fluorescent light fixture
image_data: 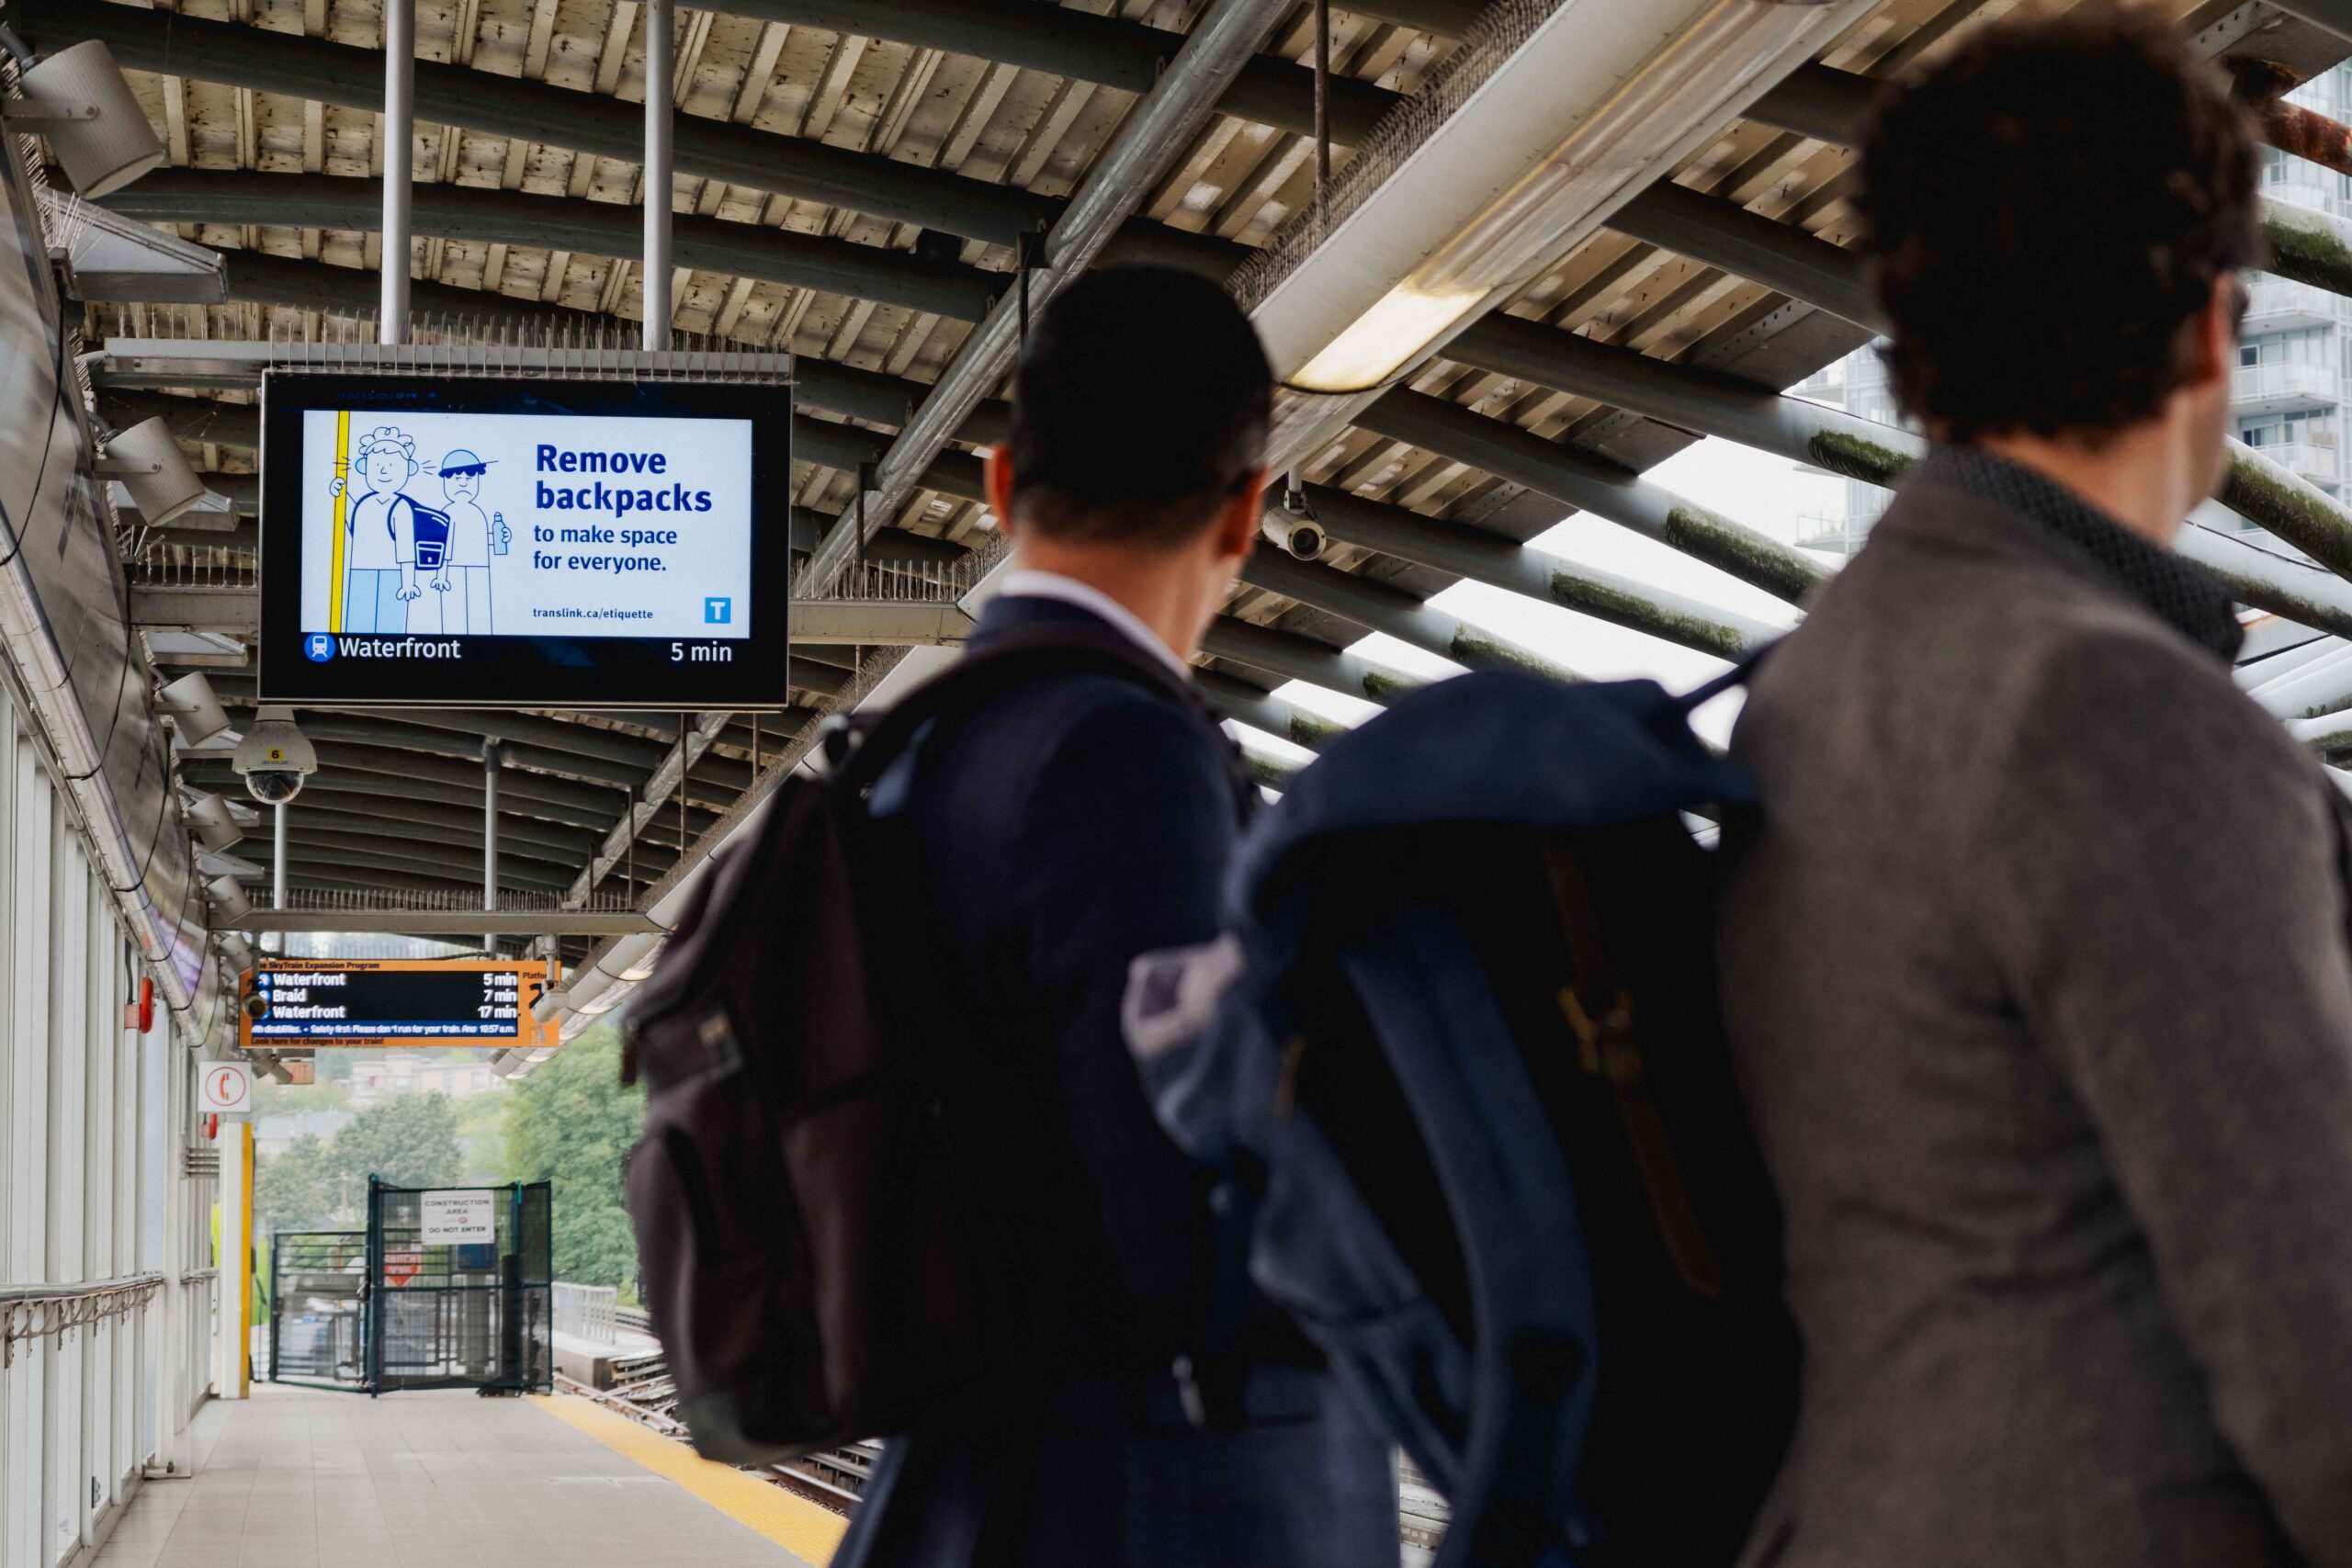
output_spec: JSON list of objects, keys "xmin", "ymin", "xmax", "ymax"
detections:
[
  {"xmin": 1253, "ymin": 0, "xmax": 1875, "ymax": 460},
  {"xmin": 617, "ymin": 950, "xmax": 662, "ymax": 984},
  {"xmin": 1292, "ymin": 286, "xmax": 1491, "ymax": 394}
]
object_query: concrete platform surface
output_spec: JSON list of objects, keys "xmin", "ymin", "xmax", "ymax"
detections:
[{"xmin": 88, "ymin": 1384, "xmax": 833, "ymax": 1568}]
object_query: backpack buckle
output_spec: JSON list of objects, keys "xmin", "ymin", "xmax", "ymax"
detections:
[{"xmin": 1556, "ymin": 984, "xmax": 1637, "ymax": 1081}]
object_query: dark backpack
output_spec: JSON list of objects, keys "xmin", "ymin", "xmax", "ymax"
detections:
[
  {"xmin": 1125, "ymin": 666, "xmax": 1795, "ymax": 1568},
  {"xmin": 619, "ymin": 630, "xmax": 1181, "ymax": 1464}
]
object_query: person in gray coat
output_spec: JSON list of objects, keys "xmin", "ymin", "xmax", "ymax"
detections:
[{"xmin": 1717, "ymin": 10, "xmax": 2352, "ymax": 1566}]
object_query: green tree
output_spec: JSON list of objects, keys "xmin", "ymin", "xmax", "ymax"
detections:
[
  {"xmin": 503, "ymin": 1026, "xmax": 644, "ymax": 1290},
  {"xmin": 454, "ymin": 1092, "xmax": 511, "ymax": 1186},
  {"xmin": 335, "ymin": 1091, "xmax": 465, "ymax": 1195},
  {"xmin": 254, "ymin": 1133, "xmax": 339, "ymax": 1235}
]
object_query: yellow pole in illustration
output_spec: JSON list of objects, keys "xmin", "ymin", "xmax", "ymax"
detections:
[{"xmin": 328, "ymin": 410, "xmax": 351, "ymax": 632}]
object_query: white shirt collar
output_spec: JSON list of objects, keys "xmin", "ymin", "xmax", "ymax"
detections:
[{"xmin": 994, "ymin": 569, "xmax": 1193, "ymax": 681}]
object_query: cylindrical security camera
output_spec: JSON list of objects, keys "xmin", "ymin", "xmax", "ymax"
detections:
[{"xmin": 1261, "ymin": 512, "xmax": 1328, "ymax": 560}]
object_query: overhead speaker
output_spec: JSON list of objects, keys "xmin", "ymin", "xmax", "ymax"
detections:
[{"xmin": 9, "ymin": 41, "xmax": 165, "ymax": 200}]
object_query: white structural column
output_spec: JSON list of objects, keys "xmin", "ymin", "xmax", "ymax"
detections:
[
  {"xmin": 379, "ymin": 0, "xmax": 414, "ymax": 344},
  {"xmin": 642, "ymin": 0, "xmax": 673, "ymax": 351},
  {"xmin": 215, "ymin": 1121, "xmax": 249, "ymax": 1401}
]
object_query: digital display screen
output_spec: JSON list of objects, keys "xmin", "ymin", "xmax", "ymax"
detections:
[
  {"xmin": 238, "ymin": 958, "xmax": 560, "ymax": 1050},
  {"xmin": 256, "ymin": 374, "xmax": 793, "ymax": 707}
]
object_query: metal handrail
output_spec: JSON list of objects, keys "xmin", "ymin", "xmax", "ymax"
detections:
[{"xmin": 2, "ymin": 1272, "xmax": 167, "ymax": 1366}]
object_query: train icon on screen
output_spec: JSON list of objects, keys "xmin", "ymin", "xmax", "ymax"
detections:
[{"xmin": 304, "ymin": 633, "xmax": 335, "ymax": 663}]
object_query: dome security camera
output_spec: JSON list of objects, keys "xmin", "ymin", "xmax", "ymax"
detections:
[{"xmin": 232, "ymin": 707, "xmax": 316, "ymax": 806}]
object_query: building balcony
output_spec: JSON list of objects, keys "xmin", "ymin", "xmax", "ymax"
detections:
[
  {"xmin": 1793, "ymin": 509, "xmax": 1871, "ymax": 555},
  {"xmin": 2263, "ymin": 166, "xmax": 2346, "ymax": 217},
  {"xmin": 2245, "ymin": 276, "xmax": 2342, "ymax": 331},
  {"xmin": 2247, "ymin": 439, "xmax": 2342, "ymax": 484},
  {"xmin": 2234, "ymin": 359, "xmax": 2341, "ymax": 411}
]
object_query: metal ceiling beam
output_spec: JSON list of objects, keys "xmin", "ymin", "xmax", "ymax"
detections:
[
  {"xmin": 115, "ymin": 251, "xmax": 1016, "ymax": 463},
  {"xmin": 1200, "ymin": 617, "xmax": 1426, "ymax": 705},
  {"xmin": 1598, "ymin": 187, "xmax": 2352, "ymax": 591},
  {"xmin": 803, "ymin": 0, "xmax": 1290, "ymax": 587},
  {"xmin": 196, "ymin": 738, "xmax": 657, "ymax": 823},
  {"xmin": 566, "ymin": 713, "xmax": 733, "ymax": 903},
  {"xmin": 1193, "ymin": 669, "xmax": 1345, "ymax": 750},
  {"xmin": 1745, "ymin": 62, "xmax": 1879, "ymax": 145},
  {"xmin": 238, "ymin": 908, "xmax": 660, "ymax": 935},
  {"xmin": 264, "ymin": 713, "xmax": 673, "ymax": 794},
  {"xmin": 281, "ymin": 795, "xmax": 605, "ymax": 862},
  {"xmin": 264, "ymin": 838, "xmax": 573, "ymax": 892},
  {"xmin": 1350, "ymin": 0, "xmax": 1487, "ymax": 33},
  {"xmin": 1302, "ymin": 483, "xmax": 1781, "ymax": 659},
  {"xmin": 1360, "ymin": 389, "xmax": 1826, "ymax": 604},
  {"xmin": 98, "ymin": 390, "xmax": 257, "ymax": 449},
  {"xmin": 1610, "ymin": 183, "xmax": 1880, "ymax": 330},
  {"xmin": 30, "ymin": 2, "xmax": 1234, "ymax": 267},
  {"xmin": 206, "ymin": 694, "xmax": 729, "ymax": 793},
  {"xmin": 715, "ymin": 0, "xmax": 1400, "ymax": 144},
  {"xmin": 274, "ymin": 814, "xmax": 588, "ymax": 874},
  {"xmin": 103, "ymin": 172, "xmax": 1001, "ymax": 323},
  {"xmin": 1451, "ymin": 311, "xmax": 1916, "ymax": 483},
  {"xmin": 175, "ymin": 760, "xmax": 623, "ymax": 834},
  {"xmin": 1239, "ymin": 551, "xmax": 1576, "ymax": 681},
  {"xmin": 2271, "ymin": 2, "xmax": 2352, "ymax": 43}
]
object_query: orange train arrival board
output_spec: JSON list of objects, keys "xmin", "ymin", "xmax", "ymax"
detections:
[{"xmin": 237, "ymin": 958, "xmax": 560, "ymax": 1051}]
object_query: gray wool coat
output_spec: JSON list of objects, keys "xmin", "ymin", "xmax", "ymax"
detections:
[{"xmin": 1717, "ymin": 467, "xmax": 2352, "ymax": 1568}]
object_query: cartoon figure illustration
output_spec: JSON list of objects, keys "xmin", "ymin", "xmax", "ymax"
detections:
[
  {"xmin": 428, "ymin": 449, "xmax": 507, "ymax": 635},
  {"xmin": 328, "ymin": 426, "xmax": 449, "ymax": 634}
]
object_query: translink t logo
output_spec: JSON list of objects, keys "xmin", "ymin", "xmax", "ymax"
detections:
[{"xmin": 304, "ymin": 633, "xmax": 334, "ymax": 663}]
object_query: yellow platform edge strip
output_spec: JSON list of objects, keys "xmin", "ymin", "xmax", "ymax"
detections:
[{"xmin": 529, "ymin": 1393, "xmax": 847, "ymax": 1566}]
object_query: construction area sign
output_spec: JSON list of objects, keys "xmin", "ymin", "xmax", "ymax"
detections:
[
  {"xmin": 238, "ymin": 958, "xmax": 559, "ymax": 1051},
  {"xmin": 418, "ymin": 1190, "xmax": 498, "ymax": 1245}
]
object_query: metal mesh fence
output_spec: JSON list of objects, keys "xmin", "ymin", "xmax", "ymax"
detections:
[
  {"xmin": 366, "ymin": 1180, "xmax": 553, "ymax": 1394},
  {"xmin": 268, "ymin": 1231, "xmax": 368, "ymax": 1389}
]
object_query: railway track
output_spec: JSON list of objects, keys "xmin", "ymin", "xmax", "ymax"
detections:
[{"xmin": 573, "ymin": 1311, "xmax": 880, "ymax": 1516}]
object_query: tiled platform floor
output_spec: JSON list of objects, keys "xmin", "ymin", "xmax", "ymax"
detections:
[{"xmin": 88, "ymin": 1383, "xmax": 822, "ymax": 1568}]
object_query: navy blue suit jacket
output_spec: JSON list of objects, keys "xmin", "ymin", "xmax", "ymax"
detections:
[{"xmin": 833, "ymin": 594, "xmax": 1397, "ymax": 1568}]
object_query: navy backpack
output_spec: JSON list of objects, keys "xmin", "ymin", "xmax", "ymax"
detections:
[{"xmin": 1124, "ymin": 668, "xmax": 1796, "ymax": 1568}]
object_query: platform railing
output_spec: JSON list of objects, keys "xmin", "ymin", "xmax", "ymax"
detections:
[
  {"xmin": 1, "ymin": 1272, "xmax": 167, "ymax": 1368},
  {"xmin": 552, "ymin": 1282, "xmax": 618, "ymax": 1347}
]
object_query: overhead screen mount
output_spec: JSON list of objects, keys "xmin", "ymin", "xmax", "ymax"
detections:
[
  {"xmin": 257, "ymin": 369, "xmax": 794, "ymax": 709},
  {"xmin": 237, "ymin": 957, "xmax": 559, "ymax": 1052}
]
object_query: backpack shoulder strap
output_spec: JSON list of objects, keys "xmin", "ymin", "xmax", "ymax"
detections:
[
  {"xmin": 1541, "ymin": 835, "xmax": 1724, "ymax": 1299},
  {"xmin": 832, "ymin": 623, "xmax": 1201, "ymax": 795}
]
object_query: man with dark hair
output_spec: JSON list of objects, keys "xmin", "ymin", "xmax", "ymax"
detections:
[
  {"xmin": 834, "ymin": 266, "xmax": 1396, "ymax": 1568},
  {"xmin": 1718, "ymin": 8, "xmax": 2352, "ymax": 1566}
]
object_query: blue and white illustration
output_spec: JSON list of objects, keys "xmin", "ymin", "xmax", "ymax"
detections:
[
  {"xmin": 299, "ymin": 407, "xmax": 755, "ymax": 649},
  {"xmin": 428, "ymin": 448, "xmax": 510, "ymax": 635},
  {"xmin": 327, "ymin": 425, "xmax": 435, "ymax": 634}
]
